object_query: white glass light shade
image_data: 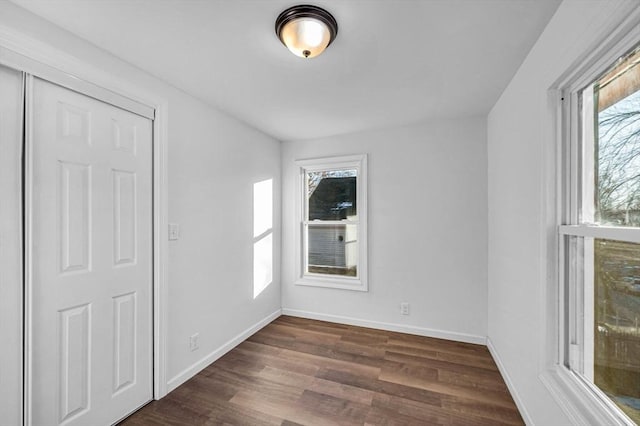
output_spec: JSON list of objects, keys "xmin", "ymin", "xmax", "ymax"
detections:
[
  {"xmin": 275, "ymin": 5, "xmax": 338, "ymax": 59},
  {"xmin": 280, "ymin": 17, "xmax": 332, "ymax": 58}
]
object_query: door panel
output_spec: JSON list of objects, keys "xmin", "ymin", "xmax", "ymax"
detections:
[
  {"xmin": 113, "ymin": 292, "xmax": 136, "ymax": 394},
  {"xmin": 0, "ymin": 65, "xmax": 24, "ymax": 426},
  {"xmin": 58, "ymin": 303, "xmax": 90, "ymax": 423},
  {"xmin": 29, "ymin": 77, "xmax": 152, "ymax": 426},
  {"xmin": 58, "ymin": 160, "xmax": 91, "ymax": 273},
  {"xmin": 113, "ymin": 170, "xmax": 137, "ymax": 266}
]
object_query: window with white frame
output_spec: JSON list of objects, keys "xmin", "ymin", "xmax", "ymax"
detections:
[
  {"xmin": 560, "ymin": 42, "xmax": 640, "ymax": 424},
  {"xmin": 295, "ymin": 155, "xmax": 367, "ymax": 291}
]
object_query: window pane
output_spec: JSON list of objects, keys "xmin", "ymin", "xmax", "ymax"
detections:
[
  {"xmin": 595, "ymin": 47, "xmax": 640, "ymax": 226},
  {"xmin": 307, "ymin": 169, "xmax": 357, "ymax": 220},
  {"xmin": 594, "ymin": 239, "xmax": 640, "ymax": 422},
  {"xmin": 306, "ymin": 224, "xmax": 357, "ymax": 276}
]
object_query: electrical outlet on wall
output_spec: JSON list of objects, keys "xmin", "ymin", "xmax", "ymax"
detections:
[
  {"xmin": 189, "ymin": 333, "xmax": 199, "ymax": 351},
  {"xmin": 400, "ymin": 302, "xmax": 410, "ymax": 315}
]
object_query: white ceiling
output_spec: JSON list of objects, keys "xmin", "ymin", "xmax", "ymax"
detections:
[{"xmin": 12, "ymin": 0, "xmax": 561, "ymax": 141}]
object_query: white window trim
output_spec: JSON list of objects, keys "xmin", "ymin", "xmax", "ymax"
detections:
[
  {"xmin": 541, "ymin": 6, "xmax": 640, "ymax": 425},
  {"xmin": 294, "ymin": 154, "xmax": 368, "ymax": 291}
]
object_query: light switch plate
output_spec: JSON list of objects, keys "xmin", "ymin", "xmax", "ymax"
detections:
[{"xmin": 168, "ymin": 223, "xmax": 180, "ymax": 241}]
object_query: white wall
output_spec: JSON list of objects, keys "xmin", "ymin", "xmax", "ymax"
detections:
[
  {"xmin": 282, "ymin": 118, "xmax": 487, "ymax": 343},
  {"xmin": 0, "ymin": 2, "xmax": 281, "ymax": 422},
  {"xmin": 166, "ymin": 93, "xmax": 281, "ymax": 386},
  {"xmin": 487, "ymin": 1, "xmax": 639, "ymax": 424}
]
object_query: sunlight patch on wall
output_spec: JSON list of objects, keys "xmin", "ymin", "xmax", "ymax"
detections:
[
  {"xmin": 253, "ymin": 233, "xmax": 273, "ymax": 298},
  {"xmin": 253, "ymin": 179, "xmax": 273, "ymax": 298},
  {"xmin": 254, "ymin": 179, "xmax": 273, "ymax": 238}
]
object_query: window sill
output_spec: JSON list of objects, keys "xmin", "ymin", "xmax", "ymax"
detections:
[
  {"xmin": 295, "ymin": 274, "xmax": 368, "ymax": 292},
  {"xmin": 540, "ymin": 365, "xmax": 635, "ymax": 426}
]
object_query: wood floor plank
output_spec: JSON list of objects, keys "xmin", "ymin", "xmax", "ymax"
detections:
[
  {"xmin": 256, "ymin": 365, "xmax": 317, "ymax": 389},
  {"xmin": 266, "ymin": 323, "xmax": 343, "ymax": 344},
  {"xmin": 229, "ymin": 389, "xmax": 342, "ymax": 426},
  {"xmin": 383, "ymin": 352, "xmax": 509, "ymax": 394},
  {"xmin": 365, "ymin": 405, "xmax": 446, "ymax": 426},
  {"xmin": 316, "ymin": 367, "xmax": 444, "ymax": 407},
  {"xmin": 247, "ymin": 334, "xmax": 383, "ymax": 379},
  {"xmin": 387, "ymin": 337, "xmax": 490, "ymax": 361},
  {"xmin": 308, "ymin": 376, "xmax": 376, "ymax": 406},
  {"xmin": 120, "ymin": 316, "xmax": 524, "ymax": 425},
  {"xmin": 275, "ymin": 316, "xmax": 390, "ymax": 340},
  {"xmin": 437, "ymin": 368, "xmax": 510, "ymax": 394},
  {"xmin": 214, "ymin": 368, "xmax": 304, "ymax": 402},
  {"xmin": 121, "ymin": 398, "xmax": 212, "ymax": 426},
  {"xmin": 297, "ymin": 389, "xmax": 370, "ymax": 424},
  {"xmin": 378, "ymin": 368, "xmax": 517, "ymax": 409},
  {"xmin": 385, "ymin": 344, "xmax": 499, "ymax": 372},
  {"xmin": 249, "ymin": 330, "xmax": 388, "ymax": 370},
  {"xmin": 371, "ymin": 393, "xmax": 452, "ymax": 425},
  {"xmin": 233, "ymin": 343, "xmax": 321, "ymax": 377},
  {"xmin": 440, "ymin": 395, "xmax": 524, "ymax": 425}
]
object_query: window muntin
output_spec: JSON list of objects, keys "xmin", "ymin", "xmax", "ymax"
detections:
[
  {"xmin": 295, "ymin": 155, "xmax": 367, "ymax": 290},
  {"xmin": 562, "ymin": 44, "xmax": 640, "ymax": 424}
]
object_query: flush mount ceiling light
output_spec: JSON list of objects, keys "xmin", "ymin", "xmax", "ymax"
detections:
[{"xmin": 275, "ymin": 4, "xmax": 338, "ymax": 59}]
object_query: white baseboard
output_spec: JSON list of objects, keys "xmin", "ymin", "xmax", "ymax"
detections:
[
  {"xmin": 486, "ymin": 337, "xmax": 533, "ymax": 426},
  {"xmin": 281, "ymin": 308, "xmax": 486, "ymax": 345},
  {"xmin": 166, "ymin": 309, "xmax": 282, "ymax": 393}
]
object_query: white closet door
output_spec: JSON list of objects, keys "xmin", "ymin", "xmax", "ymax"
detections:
[
  {"xmin": 28, "ymin": 77, "xmax": 153, "ymax": 426},
  {"xmin": 0, "ymin": 65, "xmax": 24, "ymax": 426}
]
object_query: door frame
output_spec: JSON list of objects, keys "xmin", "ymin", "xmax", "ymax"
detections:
[{"xmin": 0, "ymin": 24, "xmax": 170, "ymax": 425}]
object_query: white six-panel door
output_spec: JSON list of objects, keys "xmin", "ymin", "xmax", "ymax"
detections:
[{"xmin": 28, "ymin": 77, "xmax": 152, "ymax": 425}]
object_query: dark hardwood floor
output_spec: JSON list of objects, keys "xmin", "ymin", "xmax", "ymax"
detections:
[{"xmin": 120, "ymin": 316, "xmax": 523, "ymax": 425}]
